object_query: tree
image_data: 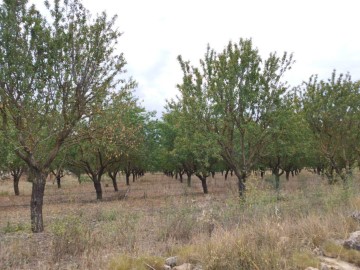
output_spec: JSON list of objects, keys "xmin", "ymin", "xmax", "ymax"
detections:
[
  {"xmin": 0, "ymin": 0, "xmax": 129, "ymax": 232},
  {"xmin": 164, "ymin": 101, "xmax": 221, "ymax": 194},
  {"xmin": 262, "ymin": 91, "xmax": 311, "ymax": 191},
  {"xmin": 0, "ymin": 132, "xmax": 26, "ymax": 195},
  {"xmin": 67, "ymin": 91, "xmax": 143, "ymax": 200},
  {"xmin": 302, "ymin": 71, "xmax": 360, "ymax": 184},
  {"xmin": 177, "ymin": 39, "xmax": 293, "ymax": 196}
]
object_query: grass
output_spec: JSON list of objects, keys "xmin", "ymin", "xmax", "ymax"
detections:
[{"xmin": 0, "ymin": 172, "xmax": 360, "ymax": 269}]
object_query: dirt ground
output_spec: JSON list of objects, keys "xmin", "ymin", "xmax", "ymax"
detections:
[{"xmin": 1, "ymin": 171, "xmax": 357, "ymax": 270}]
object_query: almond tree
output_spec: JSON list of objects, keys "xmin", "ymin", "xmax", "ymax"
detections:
[
  {"xmin": 164, "ymin": 101, "xmax": 221, "ymax": 194},
  {"xmin": 67, "ymin": 91, "xmax": 145, "ymax": 200},
  {"xmin": 0, "ymin": 0, "xmax": 129, "ymax": 232},
  {"xmin": 302, "ymin": 71, "xmax": 360, "ymax": 184},
  {"xmin": 262, "ymin": 91, "xmax": 311, "ymax": 191},
  {"xmin": 177, "ymin": 39, "xmax": 293, "ymax": 196}
]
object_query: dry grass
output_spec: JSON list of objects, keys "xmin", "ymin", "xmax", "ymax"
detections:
[{"xmin": 0, "ymin": 171, "xmax": 360, "ymax": 269}]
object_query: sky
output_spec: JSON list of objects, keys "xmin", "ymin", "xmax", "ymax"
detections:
[{"xmin": 34, "ymin": 0, "xmax": 360, "ymax": 117}]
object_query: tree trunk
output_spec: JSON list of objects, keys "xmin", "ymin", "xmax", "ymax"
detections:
[
  {"xmin": 30, "ymin": 170, "xmax": 47, "ymax": 233},
  {"xmin": 132, "ymin": 172, "xmax": 136, "ymax": 182},
  {"xmin": 225, "ymin": 169, "xmax": 229, "ymax": 180},
  {"xmin": 56, "ymin": 175, "xmax": 61, "ymax": 188},
  {"xmin": 108, "ymin": 171, "xmax": 119, "ymax": 191},
  {"xmin": 14, "ymin": 176, "xmax": 20, "ymax": 196},
  {"xmin": 186, "ymin": 172, "xmax": 192, "ymax": 187},
  {"xmin": 196, "ymin": 174, "xmax": 208, "ymax": 194},
  {"xmin": 179, "ymin": 171, "xmax": 184, "ymax": 183},
  {"xmin": 211, "ymin": 171, "xmax": 215, "ymax": 178},
  {"xmin": 125, "ymin": 172, "xmax": 130, "ymax": 186},
  {"xmin": 93, "ymin": 180, "xmax": 102, "ymax": 200},
  {"xmin": 201, "ymin": 178, "xmax": 208, "ymax": 194},
  {"xmin": 12, "ymin": 168, "xmax": 23, "ymax": 196},
  {"xmin": 234, "ymin": 170, "xmax": 246, "ymax": 197},
  {"xmin": 112, "ymin": 177, "xmax": 118, "ymax": 191}
]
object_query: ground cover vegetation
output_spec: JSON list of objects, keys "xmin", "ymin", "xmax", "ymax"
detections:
[{"xmin": 1, "ymin": 0, "xmax": 360, "ymax": 269}]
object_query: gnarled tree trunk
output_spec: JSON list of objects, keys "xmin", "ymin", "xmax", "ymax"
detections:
[{"xmin": 30, "ymin": 169, "xmax": 47, "ymax": 233}]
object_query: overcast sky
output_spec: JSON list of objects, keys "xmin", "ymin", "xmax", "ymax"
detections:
[{"xmin": 35, "ymin": 0, "xmax": 360, "ymax": 117}]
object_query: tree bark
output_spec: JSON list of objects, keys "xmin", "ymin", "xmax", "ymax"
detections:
[
  {"xmin": 93, "ymin": 180, "xmax": 102, "ymax": 200},
  {"xmin": 56, "ymin": 175, "xmax": 61, "ymax": 188},
  {"xmin": 11, "ymin": 167, "xmax": 24, "ymax": 195},
  {"xmin": 225, "ymin": 169, "xmax": 229, "ymax": 180},
  {"xmin": 201, "ymin": 178, "xmax": 208, "ymax": 194},
  {"xmin": 125, "ymin": 172, "xmax": 130, "ymax": 186},
  {"xmin": 186, "ymin": 172, "xmax": 192, "ymax": 187},
  {"xmin": 234, "ymin": 169, "xmax": 246, "ymax": 197},
  {"xmin": 179, "ymin": 171, "xmax": 184, "ymax": 183},
  {"xmin": 14, "ymin": 176, "xmax": 20, "ymax": 196},
  {"xmin": 108, "ymin": 171, "xmax": 119, "ymax": 192},
  {"xmin": 30, "ymin": 170, "xmax": 47, "ymax": 233},
  {"xmin": 112, "ymin": 177, "xmax": 118, "ymax": 192},
  {"xmin": 196, "ymin": 174, "xmax": 208, "ymax": 194}
]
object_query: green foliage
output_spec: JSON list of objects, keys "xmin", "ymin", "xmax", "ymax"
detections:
[
  {"xmin": 176, "ymin": 38, "xmax": 294, "ymax": 193},
  {"xmin": 302, "ymin": 71, "xmax": 360, "ymax": 182}
]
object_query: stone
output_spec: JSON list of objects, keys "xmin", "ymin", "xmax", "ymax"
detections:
[
  {"xmin": 165, "ymin": 256, "xmax": 177, "ymax": 267},
  {"xmin": 312, "ymin": 247, "xmax": 323, "ymax": 256},
  {"xmin": 350, "ymin": 211, "xmax": 360, "ymax": 222},
  {"xmin": 305, "ymin": 267, "xmax": 319, "ymax": 270},
  {"xmin": 344, "ymin": 231, "xmax": 360, "ymax": 251},
  {"xmin": 172, "ymin": 263, "xmax": 193, "ymax": 270},
  {"xmin": 163, "ymin": 265, "xmax": 171, "ymax": 270},
  {"xmin": 320, "ymin": 262, "xmax": 341, "ymax": 270}
]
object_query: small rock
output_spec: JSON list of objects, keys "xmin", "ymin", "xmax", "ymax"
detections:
[
  {"xmin": 320, "ymin": 262, "xmax": 340, "ymax": 270},
  {"xmin": 344, "ymin": 231, "xmax": 360, "ymax": 251},
  {"xmin": 350, "ymin": 211, "xmax": 360, "ymax": 222},
  {"xmin": 320, "ymin": 263, "xmax": 329, "ymax": 270},
  {"xmin": 305, "ymin": 267, "xmax": 319, "ymax": 270},
  {"xmin": 312, "ymin": 247, "xmax": 323, "ymax": 256},
  {"xmin": 163, "ymin": 265, "xmax": 171, "ymax": 270},
  {"xmin": 172, "ymin": 263, "xmax": 193, "ymax": 270},
  {"xmin": 165, "ymin": 256, "xmax": 177, "ymax": 267}
]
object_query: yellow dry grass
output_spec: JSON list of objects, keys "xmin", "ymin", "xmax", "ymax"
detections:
[{"xmin": 0, "ymin": 171, "xmax": 360, "ymax": 269}]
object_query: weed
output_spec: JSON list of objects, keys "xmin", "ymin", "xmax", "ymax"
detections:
[
  {"xmin": 322, "ymin": 240, "xmax": 360, "ymax": 266},
  {"xmin": 3, "ymin": 221, "xmax": 29, "ymax": 233},
  {"xmin": 0, "ymin": 190, "xmax": 9, "ymax": 196},
  {"xmin": 158, "ymin": 203, "xmax": 199, "ymax": 242},
  {"xmin": 50, "ymin": 215, "xmax": 92, "ymax": 262},
  {"xmin": 109, "ymin": 255, "xmax": 164, "ymax": 270}
]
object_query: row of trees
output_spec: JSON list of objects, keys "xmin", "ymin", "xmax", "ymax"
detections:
[
  {"xmin": 1, "ymin": 0, "xmax": 360, "ymax": 233},
  {"xmin": 162, "ymin": 39, "xmax": 360, "ymax": 195}
]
